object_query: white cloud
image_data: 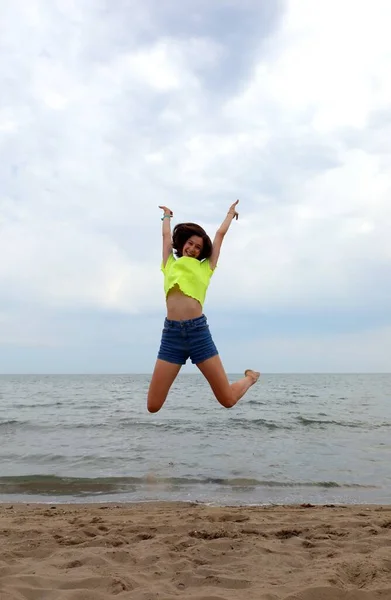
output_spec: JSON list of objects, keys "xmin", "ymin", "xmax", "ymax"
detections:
[
  {"xmin": 260, "ymin": 0, "xmax": 391, "ymax": 131},
  {"xmin": 0, "ymin": 0, "xmax": 390, "ymax": 370},
  {"xmin": 204, "ymin": 0, "xmax": 391, "ymax": 310}
]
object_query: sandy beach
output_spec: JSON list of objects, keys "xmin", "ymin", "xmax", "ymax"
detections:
[{"xmin": 0, "ymin": 503, "xmax": 391, "ymax": 600}]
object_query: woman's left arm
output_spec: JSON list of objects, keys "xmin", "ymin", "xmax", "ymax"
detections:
[{"xmin": 209, "ymin": 200, "xmax": 239, "ymax": 270}]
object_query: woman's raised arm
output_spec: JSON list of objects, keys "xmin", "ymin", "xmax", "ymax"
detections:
[
  {"xmin": 159, "ymin": 205, "xmax": 173, "ymax": 266},
  {"xmin": 209, "ymin": 200, "xmax": 239, "ymax": 270}
]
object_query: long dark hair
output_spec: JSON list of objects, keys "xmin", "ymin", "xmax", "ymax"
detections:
[{"xmin": 172, "ymin": 223, "xmax": 213, "ymax": 261}]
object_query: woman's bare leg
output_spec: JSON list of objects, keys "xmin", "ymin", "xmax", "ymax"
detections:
[
  {"xmin": 196, "ymin": 355, "xmax": 260, "ymax": 408},
  {"xmin": 147, "ymin": 359, "xmax": 182, "ymax": 413}
]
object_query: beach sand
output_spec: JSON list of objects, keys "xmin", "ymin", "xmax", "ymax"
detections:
[{"xmin": 1, "ymin": 502, "xmax": 391, "ymax": 600}]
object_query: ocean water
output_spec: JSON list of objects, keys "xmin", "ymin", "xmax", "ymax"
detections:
[{"xmin": 0, "ymin": 373, "xmax": 390, "ymax": 506}]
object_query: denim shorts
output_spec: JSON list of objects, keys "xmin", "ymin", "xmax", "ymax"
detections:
[{"xmin": 157, "ymin": 314, "xmax": 219, "ymax": 365}]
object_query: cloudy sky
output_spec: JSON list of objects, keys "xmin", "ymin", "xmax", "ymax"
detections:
[{"xmin": 1, "ymin": 0, "xmax": 390, "ymax": 374}]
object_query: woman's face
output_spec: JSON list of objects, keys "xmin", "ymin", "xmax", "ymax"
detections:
[{"xmin": 182, "ymin": 235, "xmax": 203, "ymax": 259}]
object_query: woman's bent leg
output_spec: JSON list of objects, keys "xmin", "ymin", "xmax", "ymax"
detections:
[
  {"xmin": 196, "ymin": 355, "xmax": 260, "ymax": 408},
  {"xmin": 147, "ymin": 359, "xmax": 182, "ymax": 413}
]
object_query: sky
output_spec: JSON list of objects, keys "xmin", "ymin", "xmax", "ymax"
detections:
[{"xmin": 1, "ymin": 0, "xmax": 390, "ymax": 374}]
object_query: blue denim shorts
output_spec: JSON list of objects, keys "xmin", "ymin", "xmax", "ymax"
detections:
[{"xmin": 157, "ymin": 314, "xmax": 219, "ymax": 365}]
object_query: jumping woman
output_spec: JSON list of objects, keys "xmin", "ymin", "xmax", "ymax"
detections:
[{"xmin": 147, "ymin": 200, "xmax": 260, "ymax": 413}]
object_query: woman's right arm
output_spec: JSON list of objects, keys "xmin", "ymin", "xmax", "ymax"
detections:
[{"xmin": 159, "ymin": 205, "xmax": 173, "ymax": 266}]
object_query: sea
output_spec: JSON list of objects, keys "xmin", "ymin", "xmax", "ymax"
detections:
[{"xmin": 0, "ymin": 373, "xmax": 390, "ymax": 506}]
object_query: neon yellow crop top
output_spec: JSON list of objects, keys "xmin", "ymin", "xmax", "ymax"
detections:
[{"xmin": 161, "ymin": 253, "xmax": 214, "ymax": 308}]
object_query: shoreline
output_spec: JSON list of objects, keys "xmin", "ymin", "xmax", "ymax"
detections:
[
  {"xmin": 1, "ymin": 475, "xmax": 389, "ymax": 507},
  {"xmin": 1, "ymin": 499, "xmax": 391, "ymax": 507},
  {"xmin": 1, "ymin": 502, "xmax": 391, "ymax": 599}
]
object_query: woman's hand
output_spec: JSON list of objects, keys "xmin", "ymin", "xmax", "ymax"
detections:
[
  {"xmin": 228, "ymin": 199, "xmax": 239, "ymax": 220},
  {"xmin": 159, "ymin": 205, "xmax": 173, "ymax": 217}
]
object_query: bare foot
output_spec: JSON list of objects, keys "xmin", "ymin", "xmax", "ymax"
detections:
[{"xmin": 244, "ymin": 369, "xmax": 261, "ymax": 384}]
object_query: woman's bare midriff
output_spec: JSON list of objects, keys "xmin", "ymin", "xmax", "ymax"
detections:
[{"xmin": 166, "ymin": 285, "xmax": 203, "ymax": 320}]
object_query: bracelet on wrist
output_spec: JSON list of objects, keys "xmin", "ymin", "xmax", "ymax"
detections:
[{"xmin": 161, "ymin": 214, "xmax": 172, "ymax": 220}]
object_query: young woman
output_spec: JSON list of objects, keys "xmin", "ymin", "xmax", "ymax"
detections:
[{"xmin": 147, "ymin": 200, "xmax": 260, "ymax": 413}]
